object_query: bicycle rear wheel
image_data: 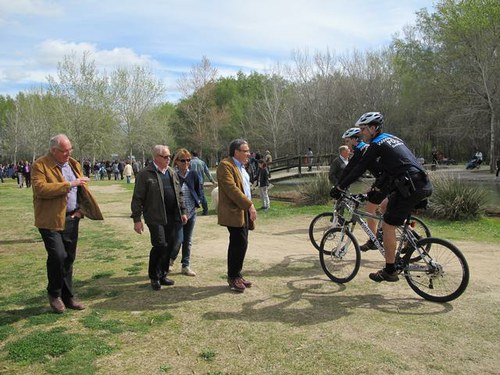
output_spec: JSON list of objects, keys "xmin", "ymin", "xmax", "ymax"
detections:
[
  {"xmin": 408, "ymin": 215, "xmax": 431, "ymax": 240},
  {"xmin": 309, "ymin": 212, "xmax": 334, "ymax": 251},
  {"xmin": 403, "ymin": 237, "xmax": 469, "ymax": 302},
  {"xmin": 319, "ymin": 228, "xmax": 360, "ymax": 283}
]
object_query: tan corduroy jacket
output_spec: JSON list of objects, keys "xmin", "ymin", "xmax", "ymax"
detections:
[
  {"xmin": 32, "ymin": 154, "xmax": 103, "ymax": 230},
  {"xmin": 216, "ymin": 157, "xmax": 255, "ymax": 229}
]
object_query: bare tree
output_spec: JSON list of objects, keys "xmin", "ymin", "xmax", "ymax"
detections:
[
  {"xmin": 110, "ymin": 65, "xmax": 165, "ymax": 163},
  {"xmin": 47, "ymin": 52, "xmax": 113, "ymax": 161},
  {"xmin": 176, "ymin": 56, "xmax": 219, "ymax": 157}
]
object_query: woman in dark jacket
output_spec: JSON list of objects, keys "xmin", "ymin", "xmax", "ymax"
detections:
[{"xmin": 170, "ymin": 148, "xmax": 202, "ymax": 276}]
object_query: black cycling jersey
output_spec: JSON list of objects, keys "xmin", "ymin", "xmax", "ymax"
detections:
[
  {"xmin": 338, "ymin": 141, "xmax": 384, "ymax": 188},
  {"xmin": 338, "ymin": 133, "xmax": 423, "ymax": 191}
]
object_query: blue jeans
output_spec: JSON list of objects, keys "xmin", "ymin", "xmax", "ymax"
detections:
[{"xmin": 171, "ymin": 214, "xmax": 196, "ymax": 267}]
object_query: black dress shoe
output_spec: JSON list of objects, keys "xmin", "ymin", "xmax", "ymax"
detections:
[
  {"xmin": 159, "ymin": 277, "xmax": 175, "ymax": 286},
  {"xmin": 151, "ymin": 279, "xmax": 161, "ymax": 291}
]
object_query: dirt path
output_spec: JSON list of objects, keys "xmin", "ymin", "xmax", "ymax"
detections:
[{"xmin": 92, "ymin": 182, "xmax": 499, "ymax": 292}]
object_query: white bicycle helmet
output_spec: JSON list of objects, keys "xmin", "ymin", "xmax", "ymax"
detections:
[
  {"xmin": 355, "ymin": 112, "xmax": 384, "ymax": 128},
  {"xmin": 342, "ymin": 127, "xmax": 361, "ymax": 139}
]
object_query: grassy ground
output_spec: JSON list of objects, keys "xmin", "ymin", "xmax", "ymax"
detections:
[{"xmin": 0, "ymin": 178, "xmax": 499, "ymax": 375}]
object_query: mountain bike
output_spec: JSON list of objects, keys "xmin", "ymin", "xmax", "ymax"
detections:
[
  {"xmin": 309, "ymin": 196, "xmax": 431, "ymax": 256},
  {"xmin": 319, "ymin": 192, "xmax": 469, "ymax": 302}
]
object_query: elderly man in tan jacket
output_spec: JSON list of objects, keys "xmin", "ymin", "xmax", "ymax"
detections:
[
  {"xmin": 217, "ymin": 139, "xmax": 257, "ymax": 293},
  {"xmin": 32, "ymin": 134, "xmax": 103, "ymax": 313}
]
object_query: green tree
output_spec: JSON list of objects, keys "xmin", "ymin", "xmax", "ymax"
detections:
[{"xmin": 393, "ymin": 0, "xmax": 500, "ymax": 169}]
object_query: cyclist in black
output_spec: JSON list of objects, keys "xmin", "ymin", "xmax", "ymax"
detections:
[
  {"xmin": 331, "ymin": 112, "xmax": 432, "ymax": 282},
  {"xmin": 337, "ymin": 127, "xmax": 368, "ymax": 182},
  {"xmin": 338, "ymin": 127, "xmax": 385, "ymax": 251}
]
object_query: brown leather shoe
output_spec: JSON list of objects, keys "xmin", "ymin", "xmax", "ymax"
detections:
[
  {"xmin": 228, "ymin": 278, "xmax": 245, "ymax": 293},
  {"xmin": 48, "ymin": 295, "xmax": 65, "ymax": 314},
  {"xmin": 240, "ymin": 277, "xmax": 253, "ymax": 288},
  {"xmin": 63, "ymin": 298, "xmax": 86, "ymax": 310}
]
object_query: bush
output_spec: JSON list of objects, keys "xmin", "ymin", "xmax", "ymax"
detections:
[
  {"xmin": 428, "ymin": 173, "xmax": 488, "ymax": 220},
  {"xmin": 297, "ymin": 172, "xmax": 332, "ymax": 205}
]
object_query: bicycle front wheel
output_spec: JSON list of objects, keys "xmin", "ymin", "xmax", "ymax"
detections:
[
  {"xmin": 309, "ymin": 212, "xmax": 334, "ymax": 251},
  {"xmin": 403, "ymin": 237, "xmax": 469, "ymax": 302},
  {"xmin": 319, "ymin": 228, "xmax": 360, "ymax": 283}
]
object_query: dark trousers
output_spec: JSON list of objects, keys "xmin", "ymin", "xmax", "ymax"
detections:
[
  {"xmin": 147, "ymin": 221, "xmax": 181, "ymax": 280},
  {"xmin": 39, "ymin": 216, "xmax": 80, "ymax": 300},
  {"xmin": 227, "ymin": 226, "xmax": 248, "ymax": 279}
]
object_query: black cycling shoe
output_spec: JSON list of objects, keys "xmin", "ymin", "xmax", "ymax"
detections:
[
  {"xmin": 360, "ymin": 240, "xmax": 378, "ymax": 252},
  {"xmin": 369, "ymin": 269, "xmax": 399, "ymax": 282}
]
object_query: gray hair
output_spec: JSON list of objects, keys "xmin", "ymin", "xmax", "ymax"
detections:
[
  {"xmin": 339, "ymin": 145, "xmax": 350, "ymax": 154},
  {"xmin": 49, "ymin": 134, "xmax": 69, "ymax": 150},
  {"xmin": 229, "ymin": 139, "xmax": 248, "ymax": 157},
  {"xmin": 153, "ymin": 145, "xmax": 169, "ymax": 157}
]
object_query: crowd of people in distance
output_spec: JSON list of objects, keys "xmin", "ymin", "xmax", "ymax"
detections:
[{"xmin": 0, "ymin": 160, "xmax": 32, "ymax": 187}]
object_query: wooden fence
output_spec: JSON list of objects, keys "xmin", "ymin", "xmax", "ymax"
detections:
[{"xmin": 268, "ymin": 153, "xmax": 334, "ymax": 177}]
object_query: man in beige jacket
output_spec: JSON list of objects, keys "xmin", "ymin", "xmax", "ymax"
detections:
[
  {"xmin": 32, "ymin": 134, "xmax": 103, "ymax": 313},
  {"xmin": 217, "ymin": 139, "xmax": 257, "ymax": 292}
]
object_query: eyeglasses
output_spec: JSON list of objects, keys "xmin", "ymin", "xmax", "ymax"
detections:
[
  {"xmin": 56, "ymin": 147, "xmax": 73, "ymax": 154},
  {"xmin": 158, "ymin": 154, "xmax": 171, "ymax": 160},
  {"xmin": 238, "ymin": 148, "xmax": 250, "ymax": 153},
  {"xmin": 179, "ymin": 159, "xmax": 191, "ymax": 163}
]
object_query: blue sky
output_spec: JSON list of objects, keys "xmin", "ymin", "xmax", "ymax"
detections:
[{"xmin": 0, "ymin": 0, "xmax": 435, "ymax": 102}]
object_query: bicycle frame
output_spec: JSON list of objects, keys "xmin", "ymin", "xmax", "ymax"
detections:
[{"xmin": 336, "ymin": 194, "xmax": 422, "ymax": 261}]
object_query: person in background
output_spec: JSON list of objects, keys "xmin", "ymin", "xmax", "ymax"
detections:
[
  {"xmin": 17, "ymin": 160, "xmax": 24, "ymax": 188},
  {"xmin": 32, "ymin": 134, "xmax": 103, "ymax": 313},
  {"xmin": 257, "ymin": 160, "xmax": 270, "ymax": 210},
  {"xmin": 23, "ymin": 160, "xmax": 32, "ymax": 188},
  {"xmin": 328, "ymin": 145, "xmax": 350, "ymax": 185},
  {"xmin": 306, "ymin": 148, "xmax": 314, "ymax": 171},
  {"xmin": 474, "ymin": 148, "xmax": 483, "ymax": 168},
  {"xmin": 112, "ymin": 160, "xmax": 120, "ymax": 180},
  {"xmin": 190, "ymin": 151, "xmax": 217, "ymax": 216},
  {"xmin": 131, "ymin": 145, "xmax": 188, "ymax": 291},
  {"xmin": 123, "ymin": 160, "xmax": 133, "ymax": 184},
  {"xmin": 217, "ymin": 139, "xmax": 257, "ymax": 293},
  {"xmin": 264, "ymin": 150, "xmax": 272, "ymax": 178},
  {"xmin": 170, "ymin": 148, "xmax": 202, "ymax": 276}
]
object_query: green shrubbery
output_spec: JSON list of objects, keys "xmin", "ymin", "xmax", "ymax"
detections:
[
  {"xmin": 428, "ymin": 174, "xmax": 488, "ymax": 220},
  {"xmin": 297, "ymin": 172, "xmax": 332, "ymax": 205}
]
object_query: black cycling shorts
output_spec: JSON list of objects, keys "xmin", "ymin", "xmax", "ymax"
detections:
[{"xmin": 383, "ymin": 178, "xmax": 432, "ymax": 226}]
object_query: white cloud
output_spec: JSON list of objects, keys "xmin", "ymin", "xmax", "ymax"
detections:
[
  {"xmin": 0, "ymin": 0, "xmax": 62, "ymax": 26},
  {"xmin": 36, "ymin": 39, "xmax": 155, "ymax": 68}
]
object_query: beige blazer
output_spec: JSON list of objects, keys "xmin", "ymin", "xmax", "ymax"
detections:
[
  {"xmin": 216, "ymin": 157, "xmax": 255, "ymax": 229},
  {"xmin": 32, "ymin": 154, "xmax": 103, "ymax": 230}
]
